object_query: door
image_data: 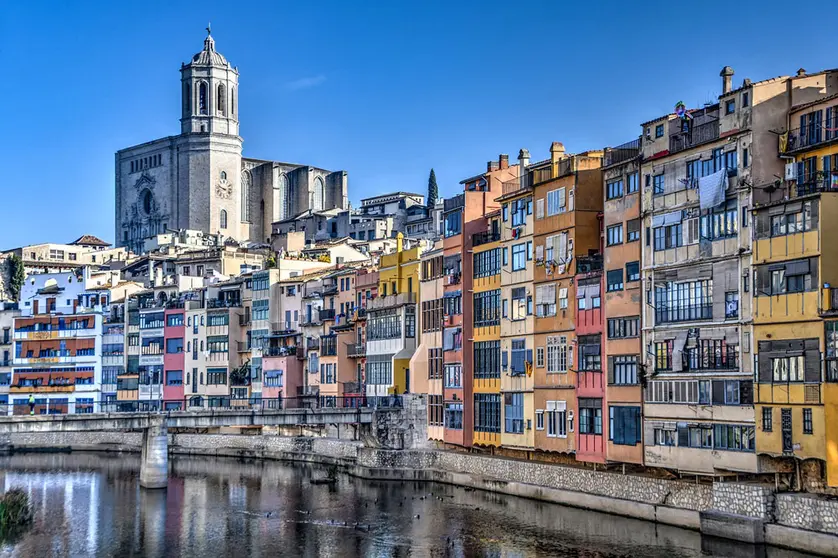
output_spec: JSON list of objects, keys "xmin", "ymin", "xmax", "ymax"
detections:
[
  {"xmin": 781, "ymin": 408, "xmax": 793, "ymax": 453},
  {"xmin": 192, "ymin": 369, "xmax": 198, "ymax": 393}
]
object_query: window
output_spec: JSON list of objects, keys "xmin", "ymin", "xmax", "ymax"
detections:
[
  {"xmin": 443, "ymin": 293, "xmax": 461, "ymax": 317},
  {"xmin": 545, "ymin": 401, "xmax": 567, "ymax": 438},
  {"xmin": 610, "ymin": 355, "xmax": 638, "ymax": 385},
  {"xmin": 167, "ymin": 314, "xmax": 184, "ymax": 327},
  {"xmin": 713, "ymin": 424, "xmax": 755, "ymax": 452},
  {"xmin": 610, "ymin": 406, "xmax": 641, "ymax": 445},
  {"xmin": 627, "ymin": 173, "xmax": 639, "ymax": 194},
  {"xmin": 700, "ymin": 199, "xmax": 738, "ymax": 240},
  {"xmin": 655, "ymin": 340, "xmax": 673, "ymax": 371},
  {"xmin": 368, "ymin": 308, "xmax": 402, "ymax": 340},
  {"xmin": 772, "ymin": 355, "xmax": 805, "ymax": 382},
  {"xmin": 725, "ymin": 291, "xmax": 739, "ymax": 318},
  {"xmin": 606, "ymin": 269, "xmax": 623, "ymax": 292},
  {"xmin": 654, "ymin": 222, "xmax": 682, "ymax": 251},
  {"xmin": 511, "ymin": 243, "xmax": 527, "ymax": 271},
  {"xmin": 743, "ymin": 147, "xmax": 749, "ymax": 168},
  {"xmin": 509, "ymin": 338, "xmax": 529, "ymax": 375},
  {"xmin": 687, "ymin": 426, "xmax": 714, "ymax": 449},
  {"xmin": 578, "ymin": 335, "xmax": 601, "ymax": 371},
  {"xmin": 444, "ymin": 364, "xmax": 462, "ymax": 388},
  {"xmin": 428, "ymin": 395, "xmax": 443, "ymax": 426},
  {"xmin": 653, "ymin": 174, "xmax": 665, "ymax": 195},
  {"xmin": 762, "ymin": 407, "xmax": 773, "ymax": 432},
  {"xmin": 546, "ymin": 188, "xmax": 566, "ymax": 216},
  {"xmin": 803, "ymin": 408, "xmax": 813, "ymax": 434},
  {"xmin": 535, "ymin": 283, "xmax": 556, "ymax": 317},
  {"xmin": 444, "ymin": 210, "xmax": 462, "ymax": 237},
  {"xmin": 654, "ymin": 279, "xmax": 713, "ymax": 323},
  {"xmin": 606, "ymin": 179, "xmax": 623, "ymax": 200},
  {"xmin": 421, "ymin": 299, "xmax": 443, "ymax": 333},
  {"xmin": 474, "ymin": 340, "xmax": 500, "ymax": 379},
  {"xmin": 655, "ymin": 124, "xmax": 664, "ymax": 138},
  {"xmin": 606, "ymin": 224, "xmax": 623, "ymax": 246},
  {"xmin": 536, "ymin": 347, "xmax": 545, "ymax": 367},
  {"xmin": 684, "ymin": 340, "xmax": 739, "ymax": 371},
  {"xmin": 207, "ymin": 368, "xmax": 227, "ymax": 385},
  {"xmin": 198, "ymin": 82, "xmax": 208, "ymax": 114},
  {"xmin": 445, "ymin": 403, "xmax": 464, "ymax": 430},
  {"xmin": 366, "ymin": 359, "xmax": 393, "ymax": 385},
  {"xmin": 474, "ymin": 393, "xmax": 501, "ymax": 433},
  {"xmin": 546, "ymin": 335, "xmax": 568, "ymax": 373},
  {"xmin": 607, "ymin": 317, "xmax": 639, "ymax": 339},
  {"xmin": 509, "ymin": 197, "xmax": 530, "ymax": 227},
  {"xmin": 579, "ymin": 399, "xmax": 603, "ymax": 435},
  {"xmin": 655, "ymin": 429, "xmax": 676, "ymax": 446},
  {"xmin": 166, "ymin": 338, "xmax": 183, "ymax": 354},
  {"xmin": 473, "ymin": 290, "xmax": 501, "ymax": 328},
  {"xmin": 473, "ymin": 248, "xmax": 502, "ymax": 278},
  {"xmin": 504, "ymin": 393, "xmax": 524, "ymax": 434},
  {"xmin": 511, "ymin": 287, "xmax": 527, "ymax": 320},
  {"xmin": 207, "ymin": 336, "xmax": 228, "ymax": 353},
  {"xmin": 626, "ymin": 261, "xmax": 640, "ymax": 282},
  {"xmin": 626, "ymin": 219, "xmax": 640, "ymax": 242},
  {"xmin": 726, "ymin": 99, "xmax": 735, "ymax": 114},
  {"xmin": 536, "ymin": 410, "xmax": 544, "ymax": 430},
  {"xmin": 220, "ymin": 209, "xmax": 227, "ymax": 229},
  {"xmin": 427, "ymin": 348, "xmax": 443, "ymax": 379},
  {"xmin": 742, "ymin": 91, "xmax": 750, "ymax": 108},
  {"xmin": 166, "ymin": 370, "xmax": 183, "ymax": 386}
]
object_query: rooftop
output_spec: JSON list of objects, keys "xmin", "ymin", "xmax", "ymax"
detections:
[{"xmin": 70, "ymin": 235, "xmax": 111, "ymax": 247}]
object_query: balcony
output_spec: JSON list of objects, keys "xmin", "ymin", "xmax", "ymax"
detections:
[
  {"xmin": 297, "ymin": 386, "xmax": 319, "ymax": 397},
  {"xmin": 472, "ymin": 231, "xmax": 500, "ymax": 247},
  {"xmin": 655, "ymin": 303, "xmax": 713, "ymax": 324},
  {"xmin": 239, "ymin": 314, "xmax": 251, "ymax": 326},
  {"xmin": 669, "ymin": 120, "xmax": 719, "ymax": 154},
  {"xmin": 319, "ymin": 308, "xmax": 336, "ymax": 321},
  {"xmin": 501, "ymin": 172, "xmax": 532, "ymax": 196},
  {"xmin": 576, "ymin": 254, "xmax": 603, "ymax": 274},
  {"xmin": 306, "ymin": 338, "xmax": 319, "ymax": 351},
  {"xmin": 604, "ymin": 138, "xmax": 641, "ymax": 167},
  {"xmin": 444, "ymin": 194, "xmax": 465, "ymax": 213},
  {"xmin": 367, "ymin": 292, "xmax": 416, "ymax": 310},
  {"xmin": 782, "ymin": 126, "xmax": 834, "ymax": 154},
  {"xmin": 346, "ymin": 343, "xmax": 365, "ymax": 358},
  {"xmin": 207, "ymin": 299, "xmax": 241, "ymax": 308},
  {"xmin": 263, "ymin": 345, "xmax": 298, "ymax": 357},
  {"xmin": 790, "ymin": 176, "xmax": 838, "ymax": 198},
  {"xmin": 445, "ymin": 273, "xmax": 461, "ymax": 286},
  {"xmin": 343, "ymin": 381, "xmax": 362, "ymax": 393},
  {"xmin": 237, "ymin": 342, "xmax": 251, "ymax": 353},
  {"xmin": 323, "ymin": 285, "xmax": 339, "ymax": 296}
]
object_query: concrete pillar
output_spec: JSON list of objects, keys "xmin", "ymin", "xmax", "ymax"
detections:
[{"xmin": 140, "ymin": 415, "xmax": 168, "ymax": 489}]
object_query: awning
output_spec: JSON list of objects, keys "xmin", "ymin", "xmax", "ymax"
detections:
[{"xmin": 652, "ymin": 210, "xmax": 683, "ymax": 228}]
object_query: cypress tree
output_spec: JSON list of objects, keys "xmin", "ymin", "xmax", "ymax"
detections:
[{"xmin": 427, "ymin": 169, "xmax": 438, "ymax": 207}]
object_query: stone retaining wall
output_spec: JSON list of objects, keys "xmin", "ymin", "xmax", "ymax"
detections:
[
  {"xmin": 712, "ymin": 482, "xmax": 776, "ymax": 519},
  {"xmin": 776, "ymin": 493, "xmax": 838, "ymax": 535}
]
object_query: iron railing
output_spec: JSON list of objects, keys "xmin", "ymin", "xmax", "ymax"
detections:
[
  {"xmin": 655, "ymin": 303, "xmax": 713, "ymax": 324},
  {"xmin": 604, "ymin": 138, "xmax": 641, "ymax": 167},
  {"xmin": 472, "ymin": 231, "xmax": 501, "ymax": 247},
  {"xmin": 670, "ymin": 120, "xmax": 719, "ymax": 154}
]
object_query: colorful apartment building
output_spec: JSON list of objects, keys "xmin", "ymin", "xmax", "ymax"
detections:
[
  {"xmin": 366, "ymin": 235, "xmax": 420, "ymax": 400},
  {"xmin": 754, "ymin": 70, "xmax": 838, "ymax": 486},
  {"xmin": 530, "ymin": 145, "xmax": 604, "ymax": 461},
  {"xmin": 416, "ymin": 244, "xmax": 444, "ymax": 441},
  {"xmin": 639, "ymin": 68, "xmax": 790, "ymax": 476},
  {"xmin": 317, "ymin": 267, "xmax": 359, "ymax": 407},
  {"xmin": 471, "ymin": 213, "xmax": 503, "ymax": 447},
  {"xmin": 0, "ymin": 303, "xmax": 20, "ymax": 412},
  {"xmin": 601, "ymin": 139, "xmax": 644, "ymax": 464}
]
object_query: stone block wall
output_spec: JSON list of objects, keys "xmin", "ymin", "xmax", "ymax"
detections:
[
  {"xmin": 776, "ymin": 493, "xmax": 838, "ymax": 535},
  {"xmin": 712, "ymin": 482, "xmax": 776, "ymax": 519}
]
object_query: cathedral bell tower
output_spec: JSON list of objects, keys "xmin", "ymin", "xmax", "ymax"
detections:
[{"xmin": 180, "ymin": 26, "xmax": 240, "ymax": 136}]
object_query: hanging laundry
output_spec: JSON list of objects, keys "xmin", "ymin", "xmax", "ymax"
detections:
[{"xmin": 698, "ymin": 168, "xmax": 727, "ymax": 210}]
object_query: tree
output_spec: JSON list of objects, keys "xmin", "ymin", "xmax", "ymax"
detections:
[
  {"xmin": 265, "ymin": 255, "xmax": 276, "ymax": 269},
  {"xmin": 427, "ymin": 168, "xmax": 438, "ymax": 208},
  {"xmin": 8, "ymin": 255, "xmax": 24, "ymax": 302}
]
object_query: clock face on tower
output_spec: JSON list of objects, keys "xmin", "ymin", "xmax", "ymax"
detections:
[{"xmin": 215, "ymin": 177, "xmax": 232, "ymax": 200}]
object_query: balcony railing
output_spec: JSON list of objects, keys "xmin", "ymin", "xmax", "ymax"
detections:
[
  {"xmin": 782, "ymin": 126, "xmax": 834, "ymax": 154},
  {"xmin": 501, "ymin": 172, "xmax": 532, "ymax": 195},
  {"xmin": 306, "ymin": 338, "xmax": 319, "ymax": 351},
  {"xmin": 576, "ymin": 255, "xmax": 603, "ymax": 274},
  {"xmin": 346, "ymin": 343, "xmax": 365, "ymax": 358},
  {"xmin": 207, "ymin": 299, "xmax": 241, "ymax": 308},
  {"xmin": 263, "ymin": 345, "xmax": 298, "ymax": 357},
  {"xmin": 655, "ymin": 303, "xmax": 713, "ymax": 324},
  {"xmin": 343, "ymin": 381, "xmax": 362, "ymax": 393},
  {"xmin": 472, "ymin": 231, "xmax": 501, "ymax": 247},
  {"xmin": 670, "ymin": 120, "xmax": 719, "ymax": 154},
  {"xmin": 791, "ymin": 176, "xmax": 838, "ymax": 198},
  {"xmin": 683, "ymin": 347, "xmax": 739, "ymax": 371},
  {"xmin": 443, "ymin": 194, "xmax": 465, "ymax": 213},
  {"xmin": 239, "ymin": 314, "xmax": 251, "ymax": 326},
  {"xmin": 604, "ymin": 138, "xmax": 641, "ymax": 167},
  {"xmin": 237, "ymin": 342, "xmax": 251, "ymax": 353},
  {"xmin": 367, "ymin": 292, "xmax": 416, "ymax": 310},
  {"xmin": 319, "ymin": 309, "xmax": 336, "ymax": 321}
]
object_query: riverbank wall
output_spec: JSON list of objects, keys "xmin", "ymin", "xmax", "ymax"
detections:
[{"xmin": 5, "ymin": 430, "xmax": 838, "ymax": 557}]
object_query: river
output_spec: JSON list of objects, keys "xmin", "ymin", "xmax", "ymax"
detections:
[{"xmin": 0, "ymin": 452, "xmax": 817, "ymax": 557}]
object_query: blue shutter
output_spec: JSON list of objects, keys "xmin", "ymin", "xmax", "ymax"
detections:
[
  {"xmin": 827, "ymin": 108, "xmax": 833, "ymax": 141},
  {"xmin": 501, "ymin": 351, "xmax": 508, "ymax": 369},
  {"xmin": 800, "ymin": 114, "xmax": 807, "ymax": 145},
  {"xmin": 824, "ymin": 156, "xmax": 831, "ymax": 180},
  {"xmin": 798, "ymin": 161, "xmax": 805, "ymax": 183},
  {"xmin": 815, "ymin": 110, "xmax": 823, "ymax": 143},
  {"xmin": 613, "ymin": 407, "xmax": 625, "ymax": 445},
  {"xmin": 526, "ymin": 349, "xmax": 533, "ymax": 364}
]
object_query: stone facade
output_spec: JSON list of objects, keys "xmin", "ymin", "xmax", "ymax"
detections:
[
  {"xmin": 776, "ymin": 493, "xmax": 838, "ymax": 535},
  {"xmin": 711, "ymin": 482, "xmax": 776, "ymax": 519},
  {"xmin": 115, "ymin": 31, "xmax": 348, "ymax": 253}
]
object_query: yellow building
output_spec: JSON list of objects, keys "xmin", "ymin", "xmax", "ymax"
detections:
[
  {"xmin": 755, "ymin": 90, "xmax": 838, "ymax": 486},
  {"xmin": 365, "ymin": 234, "xmax": 422, "ymax": 397},
  {"xmin": 471, "ymin": 211, "xmax": 503, "ymax": 447}
]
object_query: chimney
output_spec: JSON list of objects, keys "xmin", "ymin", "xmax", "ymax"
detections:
[
  {"xmin": 518, "ymin": 148, "xmax": 530, "ymax": 170},
  {"xmin": 797, "ymin": 68, "xmax": 807, "ymax": 77},
  {"xmin": 499, "ymin": 154, "xmax": 509, "ymax": 170},
  {"xmin": 550, "ymin": 142, "xmax": 565, "ymax": 165},
  {"xmin": 487, "ymin": 161, "xmax": 500, "ymax": 172},
  {"xmin": 720, "ymin": 66, "xmax": 734, "ymax": 94}
]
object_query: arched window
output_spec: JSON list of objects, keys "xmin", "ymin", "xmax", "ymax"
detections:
[
  {"xmin": 198, "ymin": 82, "xmax": 208, "ymax": 115},
  {"xmin": 220, "ymin": 171, "xmax": 227, "ymax": 181},
  {"xmin": 313, "ymin": 176, "xmax": 325, "ymax": 211},
  {"xmin": 280, "ymin": 174, "xmax": 292, "ymax": 221},
  {"xmin": 217, "ymin": 83, "xmax": 226, "ymax": 115},
  {"xmin": 220, "ymin": 209, "xmax": 227, "ymax": 229},
  {"xmin": 241, "ymin": 170, "xmax": 252, "ymax": 222},
  {"xmin": 184, "ymin": 82, "xmax": 191, "ymax": 114},
  {"xmin": 231, "ymin": 87, "xmax": 236, "ymax": 116}
]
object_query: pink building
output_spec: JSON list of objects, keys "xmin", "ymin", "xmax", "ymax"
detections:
[{"xmin": 163, "ymin": 308, "xmax": 186, "ymax": 409}]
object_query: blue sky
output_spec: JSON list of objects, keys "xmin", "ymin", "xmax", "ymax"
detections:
[{"xmin": 1, "ymin": 0, "xmax": 834, "ymax": 247}]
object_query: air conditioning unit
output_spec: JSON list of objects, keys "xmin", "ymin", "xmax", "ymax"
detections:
[{"xmin": 785, "ymin": 163, "xmax": 797, "ymax": 181}]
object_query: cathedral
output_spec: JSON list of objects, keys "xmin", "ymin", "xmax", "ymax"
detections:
[{"xmin": 115, "ymin": 29, "xmax": 348, "ymax": 253}]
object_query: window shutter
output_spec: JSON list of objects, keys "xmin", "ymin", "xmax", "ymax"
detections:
[
  {"xmin": 558, "ymin": 232, "xmax": 568, "ymax": 262},
  {"xmin": 526, "ymin": 349, "xmax": 533, "ymax": 364},
  {"xmin": 800, "ymin": 114, "xmax": 807, "ymax": 141},
  {"xmin": 536, "ymin": 244, "xmax": 544, "ymax": 261},
  {"xmin": 607, "ymin": 356, "xmax": 614, "ymax": 384},
  {"xmin": 804, "ymin": 347, "xmax": 821, "ymax": 383},
  {"xmin": 740, "ymin": 380, "xmax": 753, "ymax": 405},
  {"xmin": 558, "ymin": 187, "xmax": 566, "ymax": 208},
  {"xmin": 536, "ymin": 198, "xmax": 544, "ymax": 219},
  {"xmin": 501, "ymin": 351, "xmax": 508, "ymax": 369},
  {"xmin": 613, "ymin": 407, "xmax": 624, "ymax": 445},
  {"xmin": 685, "ymin": 218, "xmax": 699, "ymax": 245},
  {"xmin": 677, "ymin": 425, "xmax": 689, "ymax": 447},
  {"xmin": 712, "ymin": 380, "xmax": 726, "ymax": 405},
  {"xmin": 827, "ymin": 108, "xmax": 833, "ymax": 141},
  {"xmin": 797, "ymin": 161, "xmax": 804, "ymax": 182},
  {"xmin": 568, "ymin": 189, "xmax": 575, "ymax": 211},
  {"xmin": 629, "ymin": 407, "xmax": 640, "ymax": 445},
  {"xmin": 815, "ymin": 110, "xmax": 823, "ymax": 142}
]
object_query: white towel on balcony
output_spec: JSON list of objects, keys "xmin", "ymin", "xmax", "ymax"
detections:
[{"xmin": 699, "ymin": 169, "xmax": 727, "ymax": 210}]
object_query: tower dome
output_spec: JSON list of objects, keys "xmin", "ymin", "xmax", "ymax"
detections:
[{"xmin": 187, "ymin": 27, "xmax": 229, "ymax": 68}]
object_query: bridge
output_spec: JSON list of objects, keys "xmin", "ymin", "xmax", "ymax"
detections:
[{"xmin": 0, "ymin": 407, "xmax": 387, "ymax": 489}]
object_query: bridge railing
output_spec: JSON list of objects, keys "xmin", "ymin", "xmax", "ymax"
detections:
[{"xmin": 5, "ymin": 394, "xmax": 404, "ymax": 416}]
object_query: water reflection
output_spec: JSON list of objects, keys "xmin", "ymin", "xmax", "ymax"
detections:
[{"xmin": 0, "ymin": 452, "xmax": 817, "ymax": 557}]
